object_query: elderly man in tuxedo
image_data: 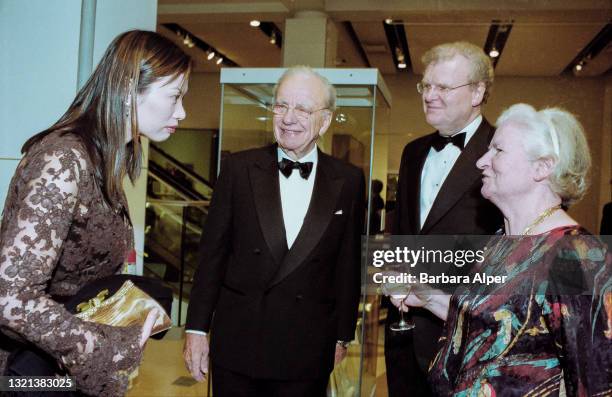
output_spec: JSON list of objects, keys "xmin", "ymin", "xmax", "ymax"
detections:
[
  {"xmin": 183, "ymin": 66, "xmax": 364, "ymax": 397},
  {"xmin": 385, "ymin": 42, "xmax": 503, "ymax": 396}
]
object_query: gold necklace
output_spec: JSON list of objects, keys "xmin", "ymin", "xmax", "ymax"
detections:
[{"xmin": 521, "ymin": 204, "xmax": 562, "ymax": 235}]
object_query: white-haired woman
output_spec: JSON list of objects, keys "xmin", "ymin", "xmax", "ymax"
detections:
[{"xmin": 394, "ymin": 104, "xmax": 611, "ymax": 396}]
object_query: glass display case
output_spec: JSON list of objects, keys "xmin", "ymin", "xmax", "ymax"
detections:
[{"xmin": 219, "ymin": 68, "xmax": 391, "ymax": 396}]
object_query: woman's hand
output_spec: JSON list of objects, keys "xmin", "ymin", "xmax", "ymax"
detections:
[
  {"xmin": 139, "ymin": 309, "xmax": 159, "ymax": 348},
  {"xmin": 390, "ymin": 290, "xmax": 430, "ymax": 312},
  {"xmin": 389, "ymin": 286, "xmax": 450, "ymax": 321}
]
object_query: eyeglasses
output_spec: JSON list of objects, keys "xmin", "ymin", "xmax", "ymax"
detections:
[
  {"xmin": 416, "ymin": 81, "xmax": 474, "ymax": 96},
  {"xmin": 270, "ymin": 104, "xmax": 328, "ymax": 120}
]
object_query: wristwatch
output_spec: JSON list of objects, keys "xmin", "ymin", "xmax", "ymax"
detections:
[{"xmin": 336, "ymin": 340, "xmax": 350, "ymax": 348}]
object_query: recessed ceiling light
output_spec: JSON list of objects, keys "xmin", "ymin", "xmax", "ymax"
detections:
[
  {"xmin": 385, "ymin": 18, "xmax": 393, "ymax": 24},
  {"xmin": 250, "ymin": 20, "xmax": 261, "ymax": 27},
  {"xmin": 216, "ymin": 57, "xmax": 223, "ymax": 65},
  {"xmin": 398, "ymin": 62, "xmax": 407, "ymax": 69},
  {"xmin": 575, "ymin": 63, "xmax": 583, "ymax": 71},
  {"xmin": 207, "ymin": 51, "xmax": 215, "ymax": 60},
  {"xmin": 489, "ymin": 48, "xmax": 500, "ymax": 58}
]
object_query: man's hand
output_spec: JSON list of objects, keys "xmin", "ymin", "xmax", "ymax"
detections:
[
  {"xmin": 183, "ymin": 333, "xmax": 209, "ymax": 382},
  {"xmin": 334, "ymin": 344, "xmax": 348, "ymax": 365}
]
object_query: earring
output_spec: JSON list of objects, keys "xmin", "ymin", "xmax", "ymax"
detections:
[
  {"xmin": 125, "ymin": 94, "xmax": 132, "ymax": 118},
  {"xmin": 125, "ymin": 77, "xmax": 134, "ymax": 118}
]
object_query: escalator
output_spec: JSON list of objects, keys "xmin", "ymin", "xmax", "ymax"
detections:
[{"xmin": 144, "ymin": 143, "xmax": 214, "ymax": 323}]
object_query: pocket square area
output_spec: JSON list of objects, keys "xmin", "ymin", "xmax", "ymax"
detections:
[{"xmin": 334, "ymin": 210, "xmax": 343, "ymax": 215}]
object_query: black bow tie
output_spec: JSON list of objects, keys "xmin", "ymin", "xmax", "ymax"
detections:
[
  {"xmin": 431, "ymin": 132, "xmax": 466, "ymax": 152},
  {"xmin": 278, "ymin": 158, "xmax": 314, "ymax": 179}
]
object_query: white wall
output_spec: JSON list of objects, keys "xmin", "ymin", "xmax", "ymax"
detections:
[{"xmin": 0, "ymin": 0, "xmax": 81, "ymax": 206}]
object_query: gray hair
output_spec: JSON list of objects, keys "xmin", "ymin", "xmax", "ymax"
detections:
[
  {"xmin": 273, "ymin": 66, "xmax": 337, "ymax": 111},
  {"xmin": 496, "ymin": 103, "xmax": 591, "ymax": 207},
  {"xmin": 422, "ymin": 41, "xmax": 494, "ymax": 103}
]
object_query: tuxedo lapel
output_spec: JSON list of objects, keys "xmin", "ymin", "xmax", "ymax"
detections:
[
  {"xmin": 421, "ymin": 120, "xmax": 493, "ymax": 234},
  {"xmin": 268, "ymin": 151, "xmax": 344, "ymax": 287},
  {"xmin": 406, "ymin": 136, "xmax": 434, "ymax": 234},
  {"xmin": 249, "ymin": 145, "xmax": 288, "ymax": 267}
]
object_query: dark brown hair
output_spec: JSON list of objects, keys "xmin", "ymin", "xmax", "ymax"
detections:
[{"xmin": 23, "ymin": 30, "xmax": 192, "ymax": 207}]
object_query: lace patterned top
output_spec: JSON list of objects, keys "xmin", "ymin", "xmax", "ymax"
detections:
[
  {"xmin": 428, "ymin": 226, "xmax": 612, "ymax": 396},
  {"xmin": 0, "ymin": 131, "xmax": 142, "ymax": 395}
]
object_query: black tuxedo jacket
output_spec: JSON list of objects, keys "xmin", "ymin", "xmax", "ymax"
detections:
[
  {"xmin": 393, "ymin": 118, "xmax": 503, "ymax": 370},
  {"xmin": 186, "ymin": 144, "xmax": 365, "ymax": 380}
]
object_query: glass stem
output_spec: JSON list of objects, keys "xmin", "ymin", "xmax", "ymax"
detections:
[{"xmin": 398, "ymin": 301, "xmax": 406, "ymax": 326}]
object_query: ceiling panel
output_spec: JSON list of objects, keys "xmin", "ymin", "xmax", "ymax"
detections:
[
  {"xmin": 579, "ymin": 41, "xmax": 612, "ymax": 76},
  {"xmin": 157, "ymin": 24, "xmax": 219, "ymax": 72},
  {"xmin": 404, "ymin": 24, "xmax": 490, "ymax": 75},
  {"xmin": 352, "ymin": 22, "xmax": 397, "ymax": 74},
  {"xmin": 495, "ymin": 22, "xmax": 606, "ymax": 76},
  {"xmin": 335, "ymin": 22, "xmax": 368, "ymax": 68},
  {"xmin": 183, "ymin": 22, "xmax": 282, "ymax": 67},
  {"xmin": 156, "ymin": 1, "xmax": 611, "ymax": 77}
]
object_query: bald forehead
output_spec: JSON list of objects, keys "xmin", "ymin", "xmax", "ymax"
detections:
[
  {"xmin": 425, "ymin": 55, "xmax": 472, "ymax": 80},
  {"xmin": 277, "ymin": 73, "xmax": 327, "ymax": 106}
]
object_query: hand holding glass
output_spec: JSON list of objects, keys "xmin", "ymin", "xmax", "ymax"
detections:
[{"xmin": 381, "ymin": 271, "xmax": 415, "ymax": 331}]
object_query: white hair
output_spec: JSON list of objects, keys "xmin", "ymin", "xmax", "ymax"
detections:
[
  {"xmin": 273, "ymin": 66, "xmax": 337, "ymax": 111},
  {"xmin": 496, "ymin": 103, "xmax": 591, "ymax": 207}
]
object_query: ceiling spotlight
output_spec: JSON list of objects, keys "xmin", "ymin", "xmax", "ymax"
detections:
[
  {"xmin": 489, "ymin": 48, "xmax": 500, "ymax": 58},
  {"xmin": 385, "ymin": 18, "xmax": 393, "ymax": 24},
  {"xmin": 270, "ymin": 32, "xmax": 277, "ymax": 45},
  {"xmin": 335, "ymin": 113, "xmax": 347, "ymax": 123},
  {"xmin": 250, "ymin": 20, "xmax": 261, "ymax": 27},
  {"xmin": 207, "ymin": 50, "xmax": 215, "ymax": 60},
  {"xmin": 216, "ymin": 57, "xmax": 223, "ymax": 65},
  {"xmin": 183, "ymin": 35, "xmax": 190, "ymax": 45},
  {"xmin": 398, "ymin": 62, "xmax": 407, "ymax": 69},
  {"xmin": 575, "ymin": 63, "xmax": 583, "ymax": 71}
]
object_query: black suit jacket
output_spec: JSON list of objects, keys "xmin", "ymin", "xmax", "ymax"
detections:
[
  {"xmin": 393, "ymin": 118, "xmax": 503, "ymax": 370},
  {"xmin": 186, "ymin": 144, "xmax": 365, "ymax": 380}
]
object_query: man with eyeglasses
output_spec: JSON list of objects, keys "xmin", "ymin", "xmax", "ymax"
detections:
[
  {"xmin": 184, "ymin": 66, "xmax": 364, "ymax": 396},
  {"xmin": 385, "ymin": 42, "xmax": 503, "ymax": 396}
]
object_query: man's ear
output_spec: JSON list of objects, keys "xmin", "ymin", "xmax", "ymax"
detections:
[
  {"xmin": 318, "ymin": 110, "xmax": 333, "ymax": 137},
  {"xmin": 471, "ymin": 82, "xmax": 486, "ymax": 107},
  {"xmin": 533, "ymin": 156, "xmax": 556, "ymax": 182}
]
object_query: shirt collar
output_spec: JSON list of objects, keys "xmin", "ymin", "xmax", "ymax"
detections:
[
  {"xmin": 277, "ymin": 145, "xmax": 318, "ymax": 165},
  {"xmin": 453, "ymin": 114, "xmax": 482, "ymax": 146}
]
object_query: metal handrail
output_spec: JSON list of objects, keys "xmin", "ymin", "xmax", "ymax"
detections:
[
  {"xmin": 147, "ymin": 198, "xmax": 210, "ymax": 207},
  {"xmin": 149, "ymin": 143, "xmax": 214, "ymax": 189}
]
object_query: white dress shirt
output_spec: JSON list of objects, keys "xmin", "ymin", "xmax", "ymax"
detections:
[
  {"xmin": 278, "ymin": 146, "xmax": 318, "ymax": 248},
  {"xmin": 419, "ymin": 115, "xmax": 482, "ymax": 228}
]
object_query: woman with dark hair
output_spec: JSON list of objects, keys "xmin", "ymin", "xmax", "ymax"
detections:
[
  {"xmin": 391, "ymin": 104, "xmax": 611, "ymax": 395},
  {"xmin": 0, "ymin": 30, "xmax": 191, "ymax": 395}
]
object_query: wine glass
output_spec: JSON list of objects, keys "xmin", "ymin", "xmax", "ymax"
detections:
[{"xmin": 381, "ymin": 273, "xmax": 415, "ymax": 332}]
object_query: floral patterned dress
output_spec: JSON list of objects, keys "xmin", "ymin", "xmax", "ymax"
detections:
[
  {"xmin": 428, "ymin": 226, "xmax": 612, "ymax": 396},
  {"xmin": 0, "ymin": 132, "xmax": 142, "ymax": 395}
]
